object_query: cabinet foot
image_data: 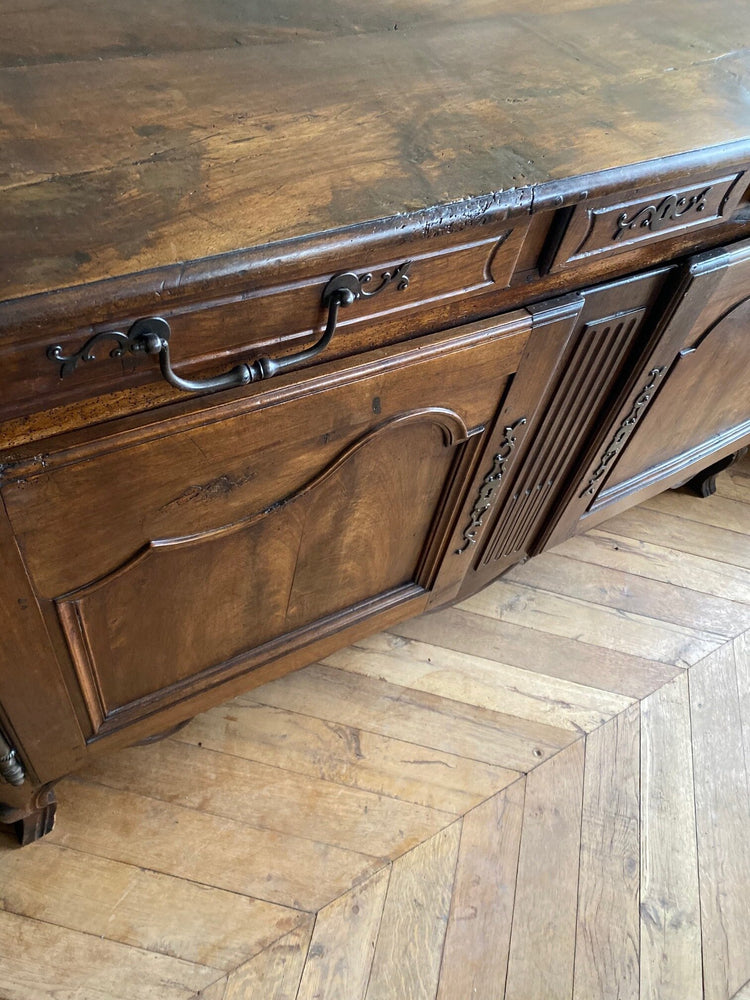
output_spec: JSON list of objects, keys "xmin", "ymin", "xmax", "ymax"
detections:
[
  {"xmin": 0, "ymin": 783, "xmax": 58, "ymax": 846},
  {"xmin": 683, "ymin": 448, "xmax": 747, "ymax": 498}
]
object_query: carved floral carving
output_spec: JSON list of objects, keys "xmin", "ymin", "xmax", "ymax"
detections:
[
  {"xmin": 455, "ymin": 418, "xmax": 527, "ymax": 554},
  {"xmin": 614, "ymin": 188, "xmax": 710, "ymax": 239},
  {"xmin": 579, "ymin": 366, "xmax": 667, "ymax": 497}
]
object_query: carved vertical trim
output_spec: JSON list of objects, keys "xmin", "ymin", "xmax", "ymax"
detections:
[
  {"xmin": 455, "ymin": 418, "xmax": 527, "ymax": 554},
  {"xmin": 482, "ymin": 308, "xmax": 647, "ymax": 564},
  {"xmin": 578, "ymin": 365, "xmax": 667, "ymax": 498},
  {"xmin": 56, "ymin": 600, "xmax": 107, "ymax": 735}
]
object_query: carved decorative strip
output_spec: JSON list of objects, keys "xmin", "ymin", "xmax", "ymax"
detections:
[
  {"xmin": 579, "ymin": 366, "xmax": 667, "ymax": 498},
  {"xmin": 614, "ymin": 188, "xmax": 709, "ymax": 239},
  {"xmin": 483, "ymin": 309, "xmax": 645, "ymax": 564},
  {"xmin": 455, "ymin": 418, "xmax": 527, "ymax": 554}
]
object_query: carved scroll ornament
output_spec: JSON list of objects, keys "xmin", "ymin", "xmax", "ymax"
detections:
[
  {"xmin": 455, "ymin": 418, "xmax": 527, "ymax": 554},
  {"xmin": 579, "ymin": 366, "xmax": 667, "ymax": 498},
  {"xmin": 614, "ymin": 188, "xmax": 710, "ymax": 239}
]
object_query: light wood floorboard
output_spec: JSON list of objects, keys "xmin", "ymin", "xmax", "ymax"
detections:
[
  {"xmin": 640, "ymin": 674, "xmax": 702, "ymax": 1000},
  {"xmin": 0, "ymin": 456, "xmax": 748, "ymax": 999},
  {"xmin": 690, "ymin": 640, "xmax": 750, "ymax": 1000},
  {"xmin": 573, "ymin": 703, "xmax": 640, "ymax": 1000}
]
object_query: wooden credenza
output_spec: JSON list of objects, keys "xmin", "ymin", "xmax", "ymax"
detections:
[{"xmin": 1, "ymin": 1, "xmax": 750, "ymax": 843}]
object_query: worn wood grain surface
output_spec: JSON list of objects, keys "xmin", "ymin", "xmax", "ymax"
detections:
[{"xmin": 2, "ymin": 0, "xmax": 750, "ymax": 298}]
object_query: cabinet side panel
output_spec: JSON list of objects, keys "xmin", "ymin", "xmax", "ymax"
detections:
[{"xmin": 0, "ymin": 497, "xmax": 85, "ymax": 784}]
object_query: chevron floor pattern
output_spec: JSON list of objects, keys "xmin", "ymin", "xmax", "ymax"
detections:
[{"xmin": 0, "ymin": 456, "xmax": 748, "ymax": 1000}]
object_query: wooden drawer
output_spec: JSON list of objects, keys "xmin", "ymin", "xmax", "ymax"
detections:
[
  {"xmin": 0, "ymin": 210, "xmax": 530, "ymax": 425},
  {"xmin": 542, "ymin": 165, "xmax": 749, "ymax": 274}
]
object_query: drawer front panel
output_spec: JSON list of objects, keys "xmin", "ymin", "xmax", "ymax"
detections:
[
  {"xmin": 544, "ymin": 169, "xmax": 748, "ymax": 273},
  {"xmin": 0, "ymin": 219, "xmax": 528, "ymax": 423}
]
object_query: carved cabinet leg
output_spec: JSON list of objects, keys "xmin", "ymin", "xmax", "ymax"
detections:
[
  {"xmin": 0, "ymin": 783, "xmax": 58, "ymax": 846},
  {"xmin": 683, "ymin": 448, "xmax": 747, "ymax": 498}
]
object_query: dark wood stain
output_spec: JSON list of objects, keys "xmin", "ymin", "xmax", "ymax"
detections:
[
  {"xmin": 0, "ymin": 0, "xmax": 748, "ymax": 845},
  {"xmin": 1, "ymin": 0, "xmax": 750, "ymax": 298}
]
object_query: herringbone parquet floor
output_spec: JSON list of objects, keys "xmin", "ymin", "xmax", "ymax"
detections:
[{"xmin": 1, "ymin": 457, "xmax": 749, "ymax": 1000}]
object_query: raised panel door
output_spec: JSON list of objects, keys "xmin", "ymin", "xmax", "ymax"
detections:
[
  {"xmin": 545, "ymin": 237, "xmax": 750, "ymax": 543},
  {"xmin": 1, "ymin": 311, "xmax": 531, "ymax": 749}
]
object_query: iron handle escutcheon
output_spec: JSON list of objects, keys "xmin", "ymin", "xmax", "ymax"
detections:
[{"xmin": 46, "ymin": 263, "xmax": 410, "ymax": 395}]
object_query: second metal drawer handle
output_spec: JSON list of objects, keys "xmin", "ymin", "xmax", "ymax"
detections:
[{"xmin": 47, "ymin": 263, "xmax": 411, "ymax": 394}]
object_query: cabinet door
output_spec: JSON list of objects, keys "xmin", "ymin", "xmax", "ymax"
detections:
[
  {"xmin": 1, "ymin": 312, "xmax": 530, "ymax": 756},
  {"xmin": 547, "ymin": 237, "xmax": 750, "ymax": 540},
  {"xmin": 440, "ymin": 268, "xmax": 670, "ymax": 601}
]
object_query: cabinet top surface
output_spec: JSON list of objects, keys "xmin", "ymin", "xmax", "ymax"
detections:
[{"xmin": 2, "ymin": 0, "xmax": 750, "ymax": 302}]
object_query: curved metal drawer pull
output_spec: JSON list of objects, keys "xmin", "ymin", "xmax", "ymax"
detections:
[{"xmin": 47, "ymin": 263, "xmax": 411, "ymax": 394}]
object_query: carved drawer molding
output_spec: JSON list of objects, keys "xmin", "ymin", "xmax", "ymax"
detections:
[{"xmin": 543, "ymin": 170, "xmax": 748, "ymax": 272}]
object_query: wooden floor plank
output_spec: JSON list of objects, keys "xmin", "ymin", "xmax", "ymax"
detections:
[
  {"xmin": 436, "ymin": 779, "xmax": 525, "ymax": 1000},
  {"xmin": 642, "ymin": 489, "xmax": 750, "ymax": 534},
  {"xmin": 364, "ymin": 823, "xmax": 461, "ymax": 1000},
  {"xmin": 460, "ymin": 579, "xmax": 722, "ymax": 667},
  {"xmin": 573, "ymin": 704, "xmax": 640, "ymax": 1000},
  {"xmin": 505, "ymin": 741, "xmax": 585, "ymax": 1000},
  {"xmin": 601, "ymin": 505, "xmax": 750, "ymax": 569},
  {"xmin": 640, "ymin": 674, "xmax": 702, "ymax": 1000},
  {"xmin": 690, "ymin": 639, "xmax": 750, "ymax": 1000},
  {"xmin": 324, "ymin": 632, "xmax": 634, "ymax": 735},
  {"xmin": 191, "ymin": 979, "xmax": 226, "ymax": 1000},
  {"xmin": 48, "ymin": 779, "xmax": 382, "ymax": 912},
  {"xmin": 731, "ymin": 980, "xmax": 750, "ymax": 1000},
  {"xmin": 248, "ymin": 662, "xmax": 571, "ymax": 772},
  {"xmin": 2, "ymin": 477, "xmax": 747, "ymax": 1000},
  {"xmin": 735, "ymin": 631, "xmax": 750, "ymax": 767},
  {"xmin": 0, "ymin": 842, "xmax": 303, "ymax": 971},
  {"xmin": 504, "ymin": 550, "xmax": 749, "ymax": 638},
  {"xmin": 0, "ymin": 909, "xmax": 217, "ymax": 1000},
  {"xmin": 392, "ymin": 605, "xmax": 681, "ymax": 700},
  {"xmin": 296, "ymin": 867, "xmax": 390, "ymax": 1000},
  {"xmin": 221, "ymin": 920, "xmax": 314, "ymax": 1000},
  {"xmin": 176, "ymin": 700, "xmax": 519, "ymax": 815},
  {"xmin": 715, "ymin": 465, "xmax": 750, "ymax": 502},
  {"xmin": 552, "ymin": 528, "xmax": 750, "ymax": 604},
  {"xmin": 77, "ymin": 739, "xmax": 453, "ymax": 861}
]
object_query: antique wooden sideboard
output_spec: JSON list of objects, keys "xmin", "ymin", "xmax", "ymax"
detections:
[{"xmin": 1, "ymin": 1, "xmax": 750, "ymax": 843}]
